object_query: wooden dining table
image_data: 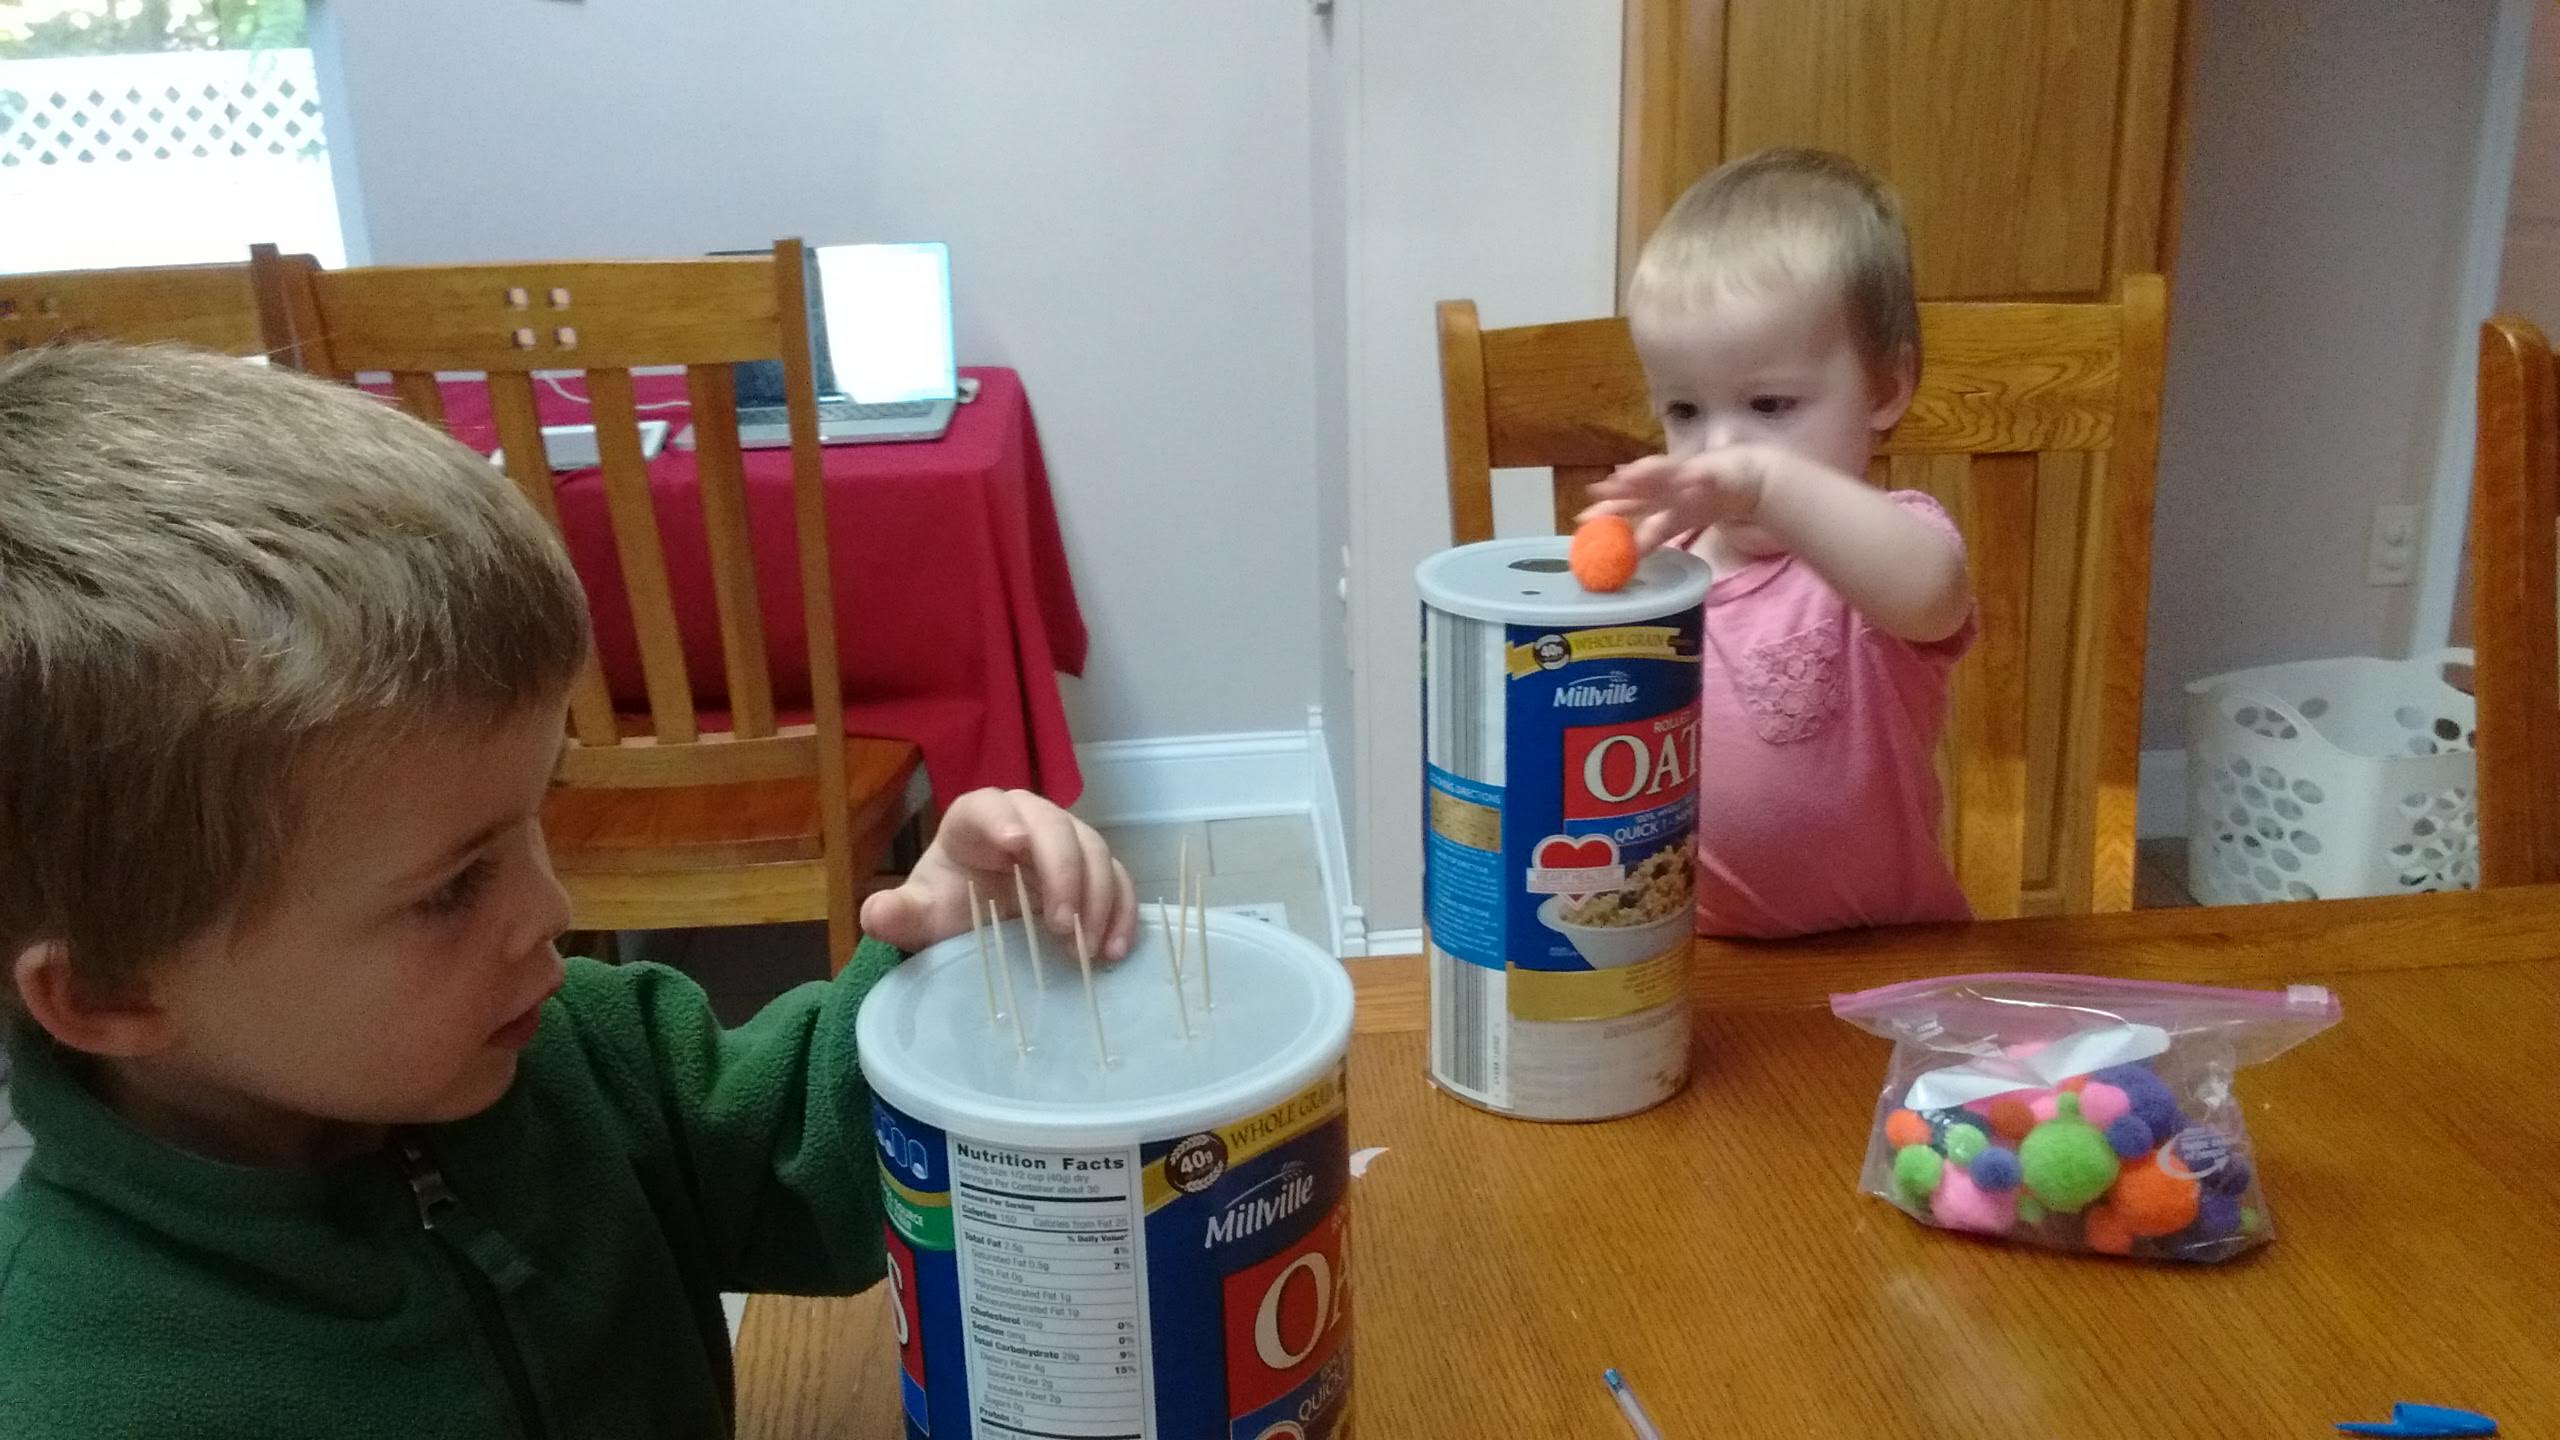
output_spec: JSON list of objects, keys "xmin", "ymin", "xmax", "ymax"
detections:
[{"xmin": 733, "ymin": 886, "xmax": 2560, "ymax": 1438}]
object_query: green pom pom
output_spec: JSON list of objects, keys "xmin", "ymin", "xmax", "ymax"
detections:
[
  {"xmin": 2240, "ymin": 1205, "xmax": 2264, "ymax": 1235},
  {"xmin": 1944, "ymin": 1124, "xmax": 1988, "ymax": 1163},
  {"xmin": 1894, "ymin": 1144, "xmax": 1944, "ymax": 1198},
  {"xmin": 2054, "ymin": 1091, "xmax": 2083, "ymax": 1122},
  {"xmin": 2017, "ymin": 1197, "xmax": 2048, "ymax": 1225},
  {"xmin": 2018, "ymin": 1111, "xmax": 2119, "ymax": 1212}
]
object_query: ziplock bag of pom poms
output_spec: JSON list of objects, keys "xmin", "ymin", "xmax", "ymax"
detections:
[{"xmin": 1830, "ymin": 974, "xmax": 2341, "ymax": 1262}]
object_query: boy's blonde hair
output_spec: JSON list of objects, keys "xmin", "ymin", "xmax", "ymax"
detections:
[
  {"xmin": 1627, "ymin": 146, "xmax": 1921, "ymax": 381},
  {"xmin": 0, "ymin": 343, "xmax": 589, "ymax": 1023}
]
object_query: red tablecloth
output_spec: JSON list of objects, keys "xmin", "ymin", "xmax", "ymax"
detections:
[{"xmin": 428, "ymin": 368, "xmax": 1086, "ymax": 809}]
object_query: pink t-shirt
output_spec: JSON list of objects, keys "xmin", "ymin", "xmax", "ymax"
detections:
[{"xmin": 1691, "ymin": 490, "xmax": 1975, "ymax": 938}]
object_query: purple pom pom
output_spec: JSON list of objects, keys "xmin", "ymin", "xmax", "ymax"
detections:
[
  {"xmin": 1969, "ymin": 1146, "xmax": 2023, "ymax": 1193},
  {"xmin": 2190, "ymin": 1190, "xmax": 2242, "ymax": 1241},
  {"xmin": 2094, "ymin": 1064, "xmax": 2187, "ymax": 1146},
  {"xmin": 2169, "ymin": 1128, "xmax": 2254, "ymax": 1195},
  {"xmin": 2105, "ymin": 1114, "xmax": 2154, "ymax": 1159}
]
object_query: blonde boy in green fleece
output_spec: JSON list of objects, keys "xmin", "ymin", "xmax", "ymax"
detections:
[{"xmin": 0, "ymin": 341, "xmax": 1137, "ymax": 1438}]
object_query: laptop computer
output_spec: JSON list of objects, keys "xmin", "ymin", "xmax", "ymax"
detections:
[{"xmin": 727, "ymin": 241, "xmax": 958, "ymax": 449}]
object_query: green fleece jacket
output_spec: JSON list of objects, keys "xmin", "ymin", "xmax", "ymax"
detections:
[{"xmin": 0, "ymin": 940, "xmax": 900, "ymax": 1438}]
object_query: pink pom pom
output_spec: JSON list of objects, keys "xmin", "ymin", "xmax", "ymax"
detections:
[
  {"xmin": 2076, "ymin": 1080, "xmax": 2133, "ymax": 1130},
  {"xmin": 2029, "ymin": 1090, "xmax": 2062, "ymax": 1124},
  {"xmin": 1931, "ymin": 1165, "xmax": 2019, "ymax": 1235}
]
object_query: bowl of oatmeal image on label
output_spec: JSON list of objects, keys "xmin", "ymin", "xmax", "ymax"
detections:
[{"xmin": 1535, "ymin": 846, "xmax": 1694, "ymax": 969}]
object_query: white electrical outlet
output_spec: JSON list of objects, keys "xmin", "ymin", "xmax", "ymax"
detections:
[{"xmin": 2367, "ymin": 503, "xmax": 2421, "ymax": 587}]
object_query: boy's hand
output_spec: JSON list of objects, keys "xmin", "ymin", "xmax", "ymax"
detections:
[
  {"xmin": 858, "ymin": 789, "xmax": 1139, "ymax": 961},
  {"xmin": 1579, "ymin": 445, "xmax": 1784, "ymax": 554}
]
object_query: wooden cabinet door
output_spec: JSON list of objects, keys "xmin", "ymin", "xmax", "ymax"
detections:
[{"xmin": 1619, "ymin": 0, "xmax": 2190, "ymax": 916}]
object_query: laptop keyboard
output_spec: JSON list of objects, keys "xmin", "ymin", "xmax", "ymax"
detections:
[{"xmin": 817, "ymin": 398, "xmax": 938, "ymax": 422}]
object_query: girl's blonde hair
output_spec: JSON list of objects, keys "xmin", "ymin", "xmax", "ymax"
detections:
[
  {"xmin": 1628, "ymin": 146, "xmax": 1921, "ymax": 381},
  {"xmin": 0, "ymin": 343, "xmax": 590, "ymax": 1020}
]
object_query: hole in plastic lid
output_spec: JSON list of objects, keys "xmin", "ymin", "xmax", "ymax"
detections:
[{"xmin": 1507, "ymin": 558, "xmax": 1570, "ymax": 573}]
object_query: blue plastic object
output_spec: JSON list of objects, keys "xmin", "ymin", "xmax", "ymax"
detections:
[{"xmin": 2336, "ymin": 1402, "xmax": 2499, "ymax": 1437}]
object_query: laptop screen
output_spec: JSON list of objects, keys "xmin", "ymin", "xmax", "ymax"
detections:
[
  {"xmin": 721, "ymin": 246, "xmax": 833, "ymax": 410},
  {"xmin": 814, "ymin": 242, "xmax": 956, "ymax": 404}
]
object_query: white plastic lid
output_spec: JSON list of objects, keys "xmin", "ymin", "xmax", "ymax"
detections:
[
  {"xmin": 1415, "ymin": 537, "xmax": 1712, "ymax": 625},
  {"xmin": 855, "ymin": 912, "xmax": 1355, "ymax": 1149}
]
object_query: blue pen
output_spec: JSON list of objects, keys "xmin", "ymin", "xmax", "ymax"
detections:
[{"xmin": 1604, "ymin": 1368, "xmax": 1665, "ymax": 1440}]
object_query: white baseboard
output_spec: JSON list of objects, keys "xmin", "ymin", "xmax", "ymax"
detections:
[
  {"xmin": 1073, "ymin": 729, "xmax": 1317, "ymax": 825},
  {"xmin": 2138, "ymin": 748, "xmax": 2188, "ymax": 840},
  {"xmin": 1073, "ymin": 711, "xmax": 1367, "ymax": 957},
  {"xmin": 1361, "ymin": 927, "xmax": 1423, "ymax": 958}
]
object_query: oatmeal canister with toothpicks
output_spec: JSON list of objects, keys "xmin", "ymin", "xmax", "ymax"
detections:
[
  {"xmin": 857, "ymin": 909, "xmax": 1356, "ymax": 1440},
  {"xmin": 1417, "ymin": 538, "xmax": 1712, "ymax": 1121}
]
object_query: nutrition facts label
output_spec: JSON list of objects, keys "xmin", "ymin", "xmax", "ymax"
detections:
[{"xmin": 949, "ymin": 1140, "xmax": 1150, "ymax": 1439}]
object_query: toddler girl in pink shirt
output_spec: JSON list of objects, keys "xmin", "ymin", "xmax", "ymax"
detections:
[{"xmin": 1582, "ymin": 148, "xmax": 1975, "ymax": 938}]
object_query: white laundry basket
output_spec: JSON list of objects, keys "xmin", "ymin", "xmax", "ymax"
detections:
[{"xmin": 2183, "ymin": 650, "xmax": 2476, "ymax": 906}]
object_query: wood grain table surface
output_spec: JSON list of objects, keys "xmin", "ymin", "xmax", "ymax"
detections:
[{"xmin": 736, "ymin": 887, "xmax": 2560, "ymax": 1438}]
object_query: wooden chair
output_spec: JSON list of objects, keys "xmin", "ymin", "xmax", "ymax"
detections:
[
  {"xmin": 2471, "ymin": 317, "xmax": 2560, "ymax": 888},
  {"xmin": 1438, "ymin": 274, "xmax": 2168, "ymax": 918},
  {"xmin": 256, "ymin": 240, "xmax": 923, "ymax": 971},
  {"xmin": 0, "ymin": 251, "xmax": 304, "ymax": 357}
]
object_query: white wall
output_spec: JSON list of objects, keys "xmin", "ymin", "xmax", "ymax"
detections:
[
  {"xmin": 313, "ymin": 0, "xmax": 1323, "ymax": 746},
  {"xmin": 2142, "ymin": 0, "xmax": 2506, "ymax": 749},
  {"xmin": 1339, "ymin": 2, "xmax": 1624, "ymax": 936},
  {"xmin": 2498, "ymin": 1, "xmax": 2560, "ymax": 334}
]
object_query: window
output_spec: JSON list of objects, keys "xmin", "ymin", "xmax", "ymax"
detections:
[{"xmin": 0, "ymin": 0, "xmax": 345, "ymax": 272}]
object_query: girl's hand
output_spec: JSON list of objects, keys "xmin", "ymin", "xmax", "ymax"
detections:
[
  {"xmin": 1578, "ymin": 445, "xmax": 1785, "ymax": 554},
  {"xmin": 857, "ymin": 789, "xmax": 1138, "ymax": 960}
]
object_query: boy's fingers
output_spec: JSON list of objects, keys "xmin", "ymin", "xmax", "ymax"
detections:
[
  {"xmin": 1632, "ymin": 510, "xmax": 1687, "ymax": 555},
  {"xmin": 1074, "ymin": 821, "xmax": 1117, "ymax": 954},
  {"xmin": 1106, "ymin": 860, "xmax": 1138, "ymax": 960},
  {"xmin": 940, "ymin": 788, "xmax": 1033, "ymax": 873},
  {"xmin": 1020, "ymin": 801, "xmax": 1088, "ymax": 936}
]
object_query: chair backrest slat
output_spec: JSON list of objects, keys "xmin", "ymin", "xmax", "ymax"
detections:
[
  {"xmin": 391, "ymin": 370, "xmax": 448, "ymax": 429},
  {"xmin": 2473, "ymin": 317, "xmax": 2560, "ymax": 887},
  {"xmin": 585, "ymin": 365, "xmax": 698, "ymax": 743},
  {"xmin": 1, "ymin": 259, "xmax": 281, "ymax": 356},
  {"xmin": 484, "ymin": 370, "xmax": 621, "ymax": 747},
  {"xmin": 684, "ymin": 362, "xmax": 779, "ymax": 739},
  {"xmin": 1439, "ymin": 275, "xmax": 2168, "ymax": 917}
]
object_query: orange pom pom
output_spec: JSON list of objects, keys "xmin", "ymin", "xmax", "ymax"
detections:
[
  {"xmin": 1885, "ymin": 1109, "xmax": 1932, "ymax": 1150},
  {"xmin": 1569, "ymin": 514, "xmax": 1639, "ymax": 592},
  {"xmin": 2083, "ymin": 1201, "xmax": 2135, "ymax": 1255},
  {"xmin": 1986, "ymin": 1097, "xmax": 2038, "ymax": 1145},
  {"xmin": 2108, "ymin": 1155, "xmax": 2201, "ymax": 1238}
]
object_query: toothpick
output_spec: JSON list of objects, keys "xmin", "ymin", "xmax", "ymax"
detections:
[
  {"xmin": 1158, "ymin": 898, "xmax": 1193, "ymax": 1040},
  {"xmin": 986, "ymin": 894, "xmax": 1028, "ymax": 1054},
  {"xmin": 1194, "ymin": 871, "xmax": 1213, "ymax": 1012},
  {"xmin": 1012, "ymin": 865, "xmax": 1048, "ymax": 988},
  {"xmin": 967, "ymin": 880, "xmax": 1000, "ymax": 1024},
  {"xmin": 1072, "ymin": 913, "xmax": 1110, "ymax": 1066}
]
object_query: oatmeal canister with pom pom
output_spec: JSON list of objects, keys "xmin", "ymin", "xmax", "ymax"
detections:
[{"xmin": 1417, "ymin": 538, "xmax": 1711, "ymax": 1120}]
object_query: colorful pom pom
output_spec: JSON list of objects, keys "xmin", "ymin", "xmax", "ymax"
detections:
[
  {"xmin": 1986, "ymin": 1096, "xmax": 2039, "ymax": 1146},
  {"xmin": 1943, "ymin": 1124, "xmax": 1988, "ymax": 1164},
  {"xmin": 1568, "ymin": 514, "xmax": 1639, "ymax": 592},
  {"xmin": 2093, "ymin": 1064, "xmax": 2185, "ymax": 1145},
  {"xmin": 2075, "ymin": 1080, "xmax": 2133, "ymax": 1130},
  {"xmin": 2018, "ymin": 1093, "xmax": 2119, "ymax": 1213},
  {"xmin": 1894, "ymin": 1144, "xmax": 1945, "ymax": 1198},
  {"xmin": 2016, "ymin": 1197, "xmax": 2048, "ymax": 1225},
  {"xmin": 2105, "ymin": 1114, "xmax": 2155, "ymax": 1160},
  {"xmin": 1885, "ymin": 1109, "xmax": 1932, "ymax": 1150},
  {"xmin": 1969, "ymin": 1145, "xmax": 2022, "ymax": 1193},
  {"xmin": 2083, "ymin": 1202, "xmax": 2134, "ymax": 1255},
  {"xmin": 1931, "ymin": 1165, "xmax": 2018, "ymax": 1235},
  {"xmin": 2109, "ymin": 1155, "xmax": 2201, "ymax": 1238},
  {"xmin": 2189, "ymin": 1190, "xmax": 2243, "ymax": 1242}
]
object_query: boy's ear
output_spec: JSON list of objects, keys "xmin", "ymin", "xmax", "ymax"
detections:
[
  {"xmin": 12, "ymin": 942, "xmax": 178, "ymax": 1058},
  {"xmin": 1867, "ymin": 344, "xmax": 1918, "ymax": 434}
]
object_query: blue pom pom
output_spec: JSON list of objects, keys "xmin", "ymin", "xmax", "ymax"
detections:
[
  {"xmin": 2105, "ymin": 1114, "xmax": 2154, "ymax": 1159},
  {"xmin": 2189, "ymin": 1190, "xmax": 2242, "ymax": 1241},
  {"xmin": 2208, "ymin": 1155, "xmax": 2254, "ymax": 1197},
  {"xmin": 2095, "ymin": 1064, "xmax": 2187, "ymax": 1147},
  {"xmin": 1969, "ymin": 1146, "xmax": 2023, "ymax": 1193}
]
